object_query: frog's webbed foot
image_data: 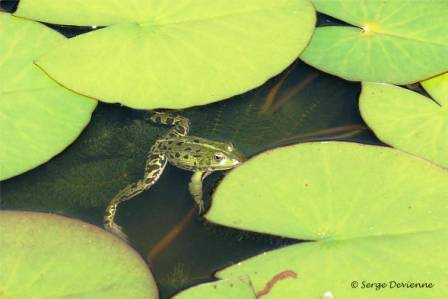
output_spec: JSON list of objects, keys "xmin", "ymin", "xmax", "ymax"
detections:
[
  {"xmin": 104, "ymin": 195, "xmax": 131, "ymax": 240},
  {"xmin": 105, "ymin": 221, "xmax": 128, "ymax": 241}
]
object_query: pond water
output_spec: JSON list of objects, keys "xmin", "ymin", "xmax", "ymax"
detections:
[{"xmin": 1, "ymin": 3, "xmax": 383, "ymax": 298}]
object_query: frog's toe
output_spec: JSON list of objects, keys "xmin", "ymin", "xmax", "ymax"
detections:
[
  {"xmin": 197, "ymin": 202, "xmax": 205, "ymax": 214},
  {"xmin": 143, "ymin": 113, "xmax": 153, "ymax": 122}
]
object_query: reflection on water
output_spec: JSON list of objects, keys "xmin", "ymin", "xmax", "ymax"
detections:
[{"xmin": 0, "ymin": 11, "xmax": 383, "ymax": 298}]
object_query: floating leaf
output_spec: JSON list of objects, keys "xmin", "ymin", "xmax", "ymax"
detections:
[
  {"xmin": 300, "ymin": 0, "xmax": 448, "ymax": 84},
  {"xmin": 15, "ymin": 0, "xmax": 316, "ymax": 109},
  {"xmin": 207, "ymin": 142, "xmax": 448, "ymax": 238},
  {"xmin": 0, "ymin": 211, "xmax": 157, "ymax": 299},
  {"xmin": 360, "ymin": 78, "xmax": 448, "ymax": 168},
  {"xmin": 217, "ymin": 232, "xmax": 447, "ymax": 299},
  {"xmin": 172, "ymin": 276, "xmax": 255, "ymax": 299},
  {"xmin": 0, "ymin": 13, "xmax": 96, "ymax": 180},
  {"xmin": 206, "ymin": 142, "xmax": 448, "ymax": 297}
]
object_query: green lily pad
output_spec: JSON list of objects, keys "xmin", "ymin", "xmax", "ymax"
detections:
[
  {"xmin": 300, "ymin": 0, "xmax": 448, "ymax": 84},
  {"xmin": 172, "ymin": 276, "xmax": 255, "ymax": 299},
  {"xmin": 0, "ymin": 13, "xmax": 96, "ymax": 181},
  {"xmin": 217, "ymin": 232, "xmax": 446, "ymax": 298},
  {"xmin": 15, "ymin": 0, "xmax": 315, "ymax": 109},
  {"xmin": 0, "ymin": 211, "xmax": 157, "ymax": 299},
  {"xmin": 360, "ymin": 78, "xmax": 448, "ymax": 168},
  {"xmin": 206, "ymin": 142, "xmax": 448, "ymax": 297}
]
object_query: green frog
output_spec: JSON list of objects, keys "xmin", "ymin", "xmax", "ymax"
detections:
[{"xmin": 104, "ymin": 111, "xmax": 245, "ymax": 239}]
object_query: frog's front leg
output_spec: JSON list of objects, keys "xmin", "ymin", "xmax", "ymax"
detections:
[
  {"xmin": 188, "ymin": 171, "xmax": 211, "ymax": 213},
  {"xmin": 104, "ymin": 153, "xmax": 167, "ymax": 239}
]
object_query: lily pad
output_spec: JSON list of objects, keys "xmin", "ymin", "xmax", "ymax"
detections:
[
  {"xmin": 360, "ymin": 78, "xmax": 448, "ymax": 168},
  {"xmin": 172, "ymin": 276, "xmax": 255, "ymax": 299},
  {"xmin": 300, "ymin": 0, "xmax": 448, "ymax": 84},
  {"xmin": 15, "ymin": 0, "xmax": 315, "ymax": 109},
  {"xmin": 0, "ymin": 13, "xmax": 96, "ymax": 180},
  {"xmin": 217, "ymin": 232, "xmax": 446, "ymax": 299},
  {"xmin": 0, "ymin": 211, "xmax": 157, "ymax": 299},
  {"xmin": 206, "ymin": 142, "xmax": 448, "ymax": 297}
]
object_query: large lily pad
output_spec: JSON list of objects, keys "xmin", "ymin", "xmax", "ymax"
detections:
[
  {"xmin": 0, "ymin": 211, "xmax": 157, "ymax": 299},
  {"xmin": 0, "ymin": 13, "xmax": 96, "ymax": 180},
  {"xmin": 300, "ymin": 0, "xmax": 448, "ymax": 84},
  {"xmin": 206, "ymin": 142, "xmax": 448, "ymax": 297},
  {"xmin": 217, "ymin": 232, "xmax": 446, "ymax": 299},
  {"xmin": 15, "ymin": 0, "xmax": 315, "ymax": 109},
  {"xmin": 360, "ymin": 78, "xmax": 448, "ymax": 168}
]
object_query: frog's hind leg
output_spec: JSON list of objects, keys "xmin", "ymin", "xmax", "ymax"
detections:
[
  {"xmin": 104, "ymin": 153, "xmax": 167, "ymax": 239},
  {"xmin": 148, "ymin": 112, "xmax": 190, "ymax": 136}
]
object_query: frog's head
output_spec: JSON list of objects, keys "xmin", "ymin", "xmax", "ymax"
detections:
[{"xmin": 209, "ymin": 142, "xmax": 245, "ymax": 171}]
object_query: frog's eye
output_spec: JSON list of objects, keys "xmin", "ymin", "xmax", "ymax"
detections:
[
  {"xmin": 227, "ymin": 143, "xmax": 234, "ymax": 151},
  {"xmin": 214, "ymin": 152, "xmax": 225, "ymax": 162}
]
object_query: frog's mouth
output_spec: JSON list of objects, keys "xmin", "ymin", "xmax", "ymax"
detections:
[
  {"xmin": 232, "ymin": 149, "xmax": 246, "ymax": 165},
  {"xmin": 218, "ymin": 158, "xmax": 242, "ymax": 170},
  {"xmin": 232, "ymin": 157, "xmax": 245, "ymax": 166}
]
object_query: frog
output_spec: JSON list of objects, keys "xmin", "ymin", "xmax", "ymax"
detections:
[{"xmin": 104, "ymin": 111, "xmax": 245, "ymax": 239}]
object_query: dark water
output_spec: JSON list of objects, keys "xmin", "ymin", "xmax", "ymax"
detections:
[
  {"xmin": 0, "ymin": 0, "xmax": 18, "ymax": 12},
  {"xmin": 1, "ymin": 4, "xmax": 386, "ymax": 297}
]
